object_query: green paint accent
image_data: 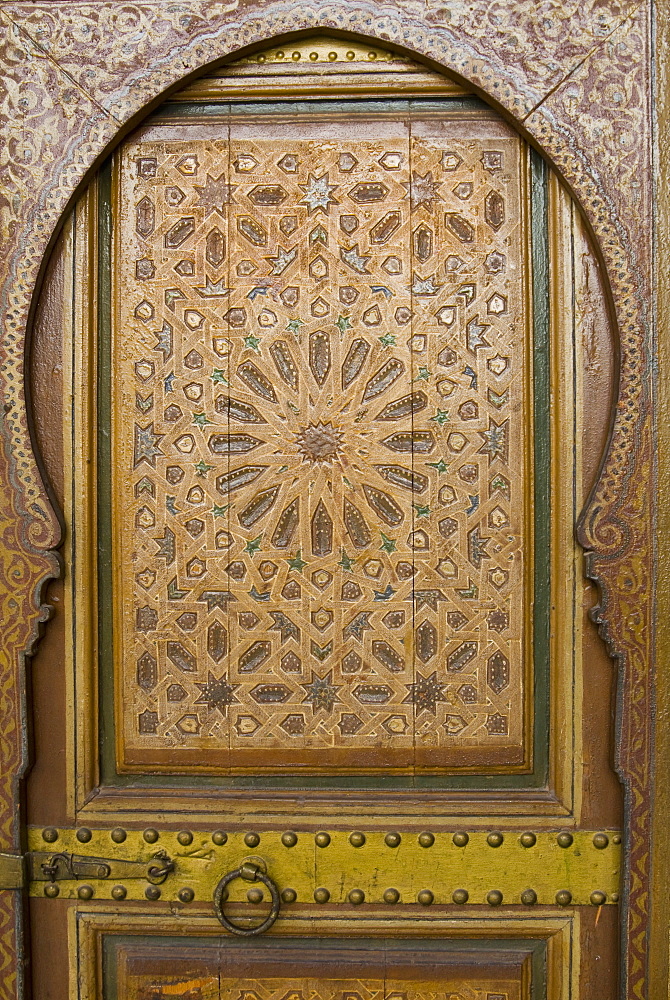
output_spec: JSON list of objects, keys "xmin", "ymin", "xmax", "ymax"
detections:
[
  {"xmin": 311, "ymin": 641, "xmax": 333, "ymax": 661},
  {"xmin": 427, "ymin": 458, "xmax": 449, "ymax": 473},
  {"xmin": 378, "ymin": 332, "xmax": 396, "ymax": 347},
  {"xmin": 210, "ymin": 367, "xmax": 228, "ymax": 384},
  {"xmin": 338, "ymin": 549, "xmax": 356, "ymax": 571},
  {"xmin": 412, "ymin": 503, "xmax": 430, "ymax": 518},
  {"xmin": 380, "ymin": 533, "xmax": 396, "ymax": 554},
  {"xmin": 244, "ymin": 534, "xmax": 262, "ymax": 555},
  {"xmin": 414, "ymin": 365, "xmax": 431, "ymax": 381},
  {"xmin": 243, "ymin": 334, "xmax": 261, "ymax": 351},
  {"xmin": 430, "ymin": 408, "xmax": 450, "ymax": 426},
  {"xmin": 155, "ymin": 95, "xmax": 490, "ymax": 119},
  {"xmin": 167, "ymin": 578, "xmax": 189, "ymax": 600},
  {"xmin": 96, "ymin": 103, "xmax": 552, "ymax": 793},
  {"xmin": 530, "ymin": 147, "xmax": 551, "ymax": 788},
  {"xmin": 211, "ymin": 503, "xmax": 229, "ymax": 517},
  {"xmin": 96, "ymin": 158, "xmax": 116, "ymax": 787},
  {"xmin": 192, "ymin": 411, "xmax": 212, "ymax": 428},
  {"xmin": 194, "ymin": 459, "xmax": 214, "ymax": 476},
  {"xmin": 335, "ymin": 314, "xmax": 352, "ymax": 333},
  {"xmin": 287, "ymin": 549, "xmax": 307, "ymax": 573},
  {"xmin": 285, "ymin": 317, "xmax": 303, "ymax": 334}
]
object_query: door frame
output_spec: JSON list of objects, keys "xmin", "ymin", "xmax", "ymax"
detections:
[{"xmin": 0, "ymin": 4, "xmax": 659, "ymax": 999}]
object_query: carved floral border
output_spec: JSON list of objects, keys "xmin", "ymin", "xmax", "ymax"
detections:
[{"xmin": 0, "ymin": 2, "xmax": 653, "ymax": 998}]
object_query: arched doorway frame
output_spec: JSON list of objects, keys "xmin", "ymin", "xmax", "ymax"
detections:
[{"xmin": 0, "ymin": 5, "xmax": 654, "ymax": 999}]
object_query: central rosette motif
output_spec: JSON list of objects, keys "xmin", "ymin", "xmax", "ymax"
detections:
[{"xmin": 294, "ymin": 421, "xmax": 344, "ymax": 465}]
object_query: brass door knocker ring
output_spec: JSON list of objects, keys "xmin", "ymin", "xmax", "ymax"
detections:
[{"xmin": 213, "ymin": 861, "xmax": 280, "ymax": 936}]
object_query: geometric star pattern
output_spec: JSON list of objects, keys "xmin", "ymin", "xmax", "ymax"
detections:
[{"xmin": 114, "ymin": 109, "xmax": 529, "ymax": 770}]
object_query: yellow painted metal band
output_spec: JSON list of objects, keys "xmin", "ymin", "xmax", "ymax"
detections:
[{"xmin": 27, "ymin": 827, "xmax": 620, "ymax": 906}]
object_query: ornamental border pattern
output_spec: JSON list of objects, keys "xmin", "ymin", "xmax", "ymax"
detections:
[{"xmin": 0, "ymin": 3, "xmax": 654, "ymax": 999}]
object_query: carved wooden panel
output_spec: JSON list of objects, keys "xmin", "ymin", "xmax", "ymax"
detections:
[
  {"xmin": 111, "ymin": 106, "xmax": 532, "ymax": 772},
  {"xmin": 123, "ymin": 972, "xmax": 524, "ymax": 1000}
]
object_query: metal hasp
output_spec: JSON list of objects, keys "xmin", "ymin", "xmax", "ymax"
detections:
[
  {"xmin": 0, "ymin": 853, "xmax": 24, "ymax": 890},
  {"xmin": 0, "ymin": 847, "xmax": 176, "ymax": 889}
]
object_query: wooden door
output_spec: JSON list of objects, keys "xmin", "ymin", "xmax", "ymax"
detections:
[{"xmin": 20, "ymin": 35, "xmax": 622, "ymax": 1000}]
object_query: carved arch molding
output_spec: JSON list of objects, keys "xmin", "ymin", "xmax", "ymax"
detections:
[{"xmin": 0, "ymin": 3, "xmax": 653, "ymax": 1000}]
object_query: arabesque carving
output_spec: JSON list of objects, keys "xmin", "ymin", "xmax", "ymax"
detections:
[{"xmin": 114, "ymin": 115, "xmax": 531, "ymax": 770}]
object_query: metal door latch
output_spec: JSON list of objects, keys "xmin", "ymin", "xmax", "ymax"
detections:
[{"xmin": 0, "ymin": 848, "xmax": 175, "ymax": 889}]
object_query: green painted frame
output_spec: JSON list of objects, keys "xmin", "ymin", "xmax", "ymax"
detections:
[{"xmin": 92, "ymin": 96, "xmax": 551, "ymax": 791}]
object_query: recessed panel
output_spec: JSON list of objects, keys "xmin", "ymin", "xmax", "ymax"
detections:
[
  {"xmin": 110, "ymin": 939, "xmax": 531, "ymax": 1000},
  {"xmin": 109, "ymin": 104, "xmax": 536, "ymax": 773}
]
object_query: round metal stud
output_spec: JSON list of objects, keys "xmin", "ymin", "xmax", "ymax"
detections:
[
  {"xmin": 452, "ymin": 889, "xmax": 469, "ymax": 904},
  {"xmin": 44, "ymin": 884, "xmax": 59, "ymax": 898},
  {"xmin": 349, "ymin": 832, "xmax": 366, "ymax": 847},
  {"xmin": 212, "ymin": 831, "xmax": 227, "ymax": 846},
  {"xmin": 244, "ymin": 832, "xmax": 260, "ymax": 848},
  {"xmin": 143, "ymin": 828, "xmax": 159, "ymax": 844},
  {"xmin": 487, "ymin": 832, "xmax": 504, "ymax": 848},
  {"xmin": 328, "ymin": 51, "xmax": 338, "ymax": 61},
  {"xmin": 145, "ymin": 885, "xmax": 161, "ymax": 900},
  {"xmin": 111, "ymin": 885, "xmax": 127, "ymax": 901},
  {"xmin": 556, "ymin": 832, "xmax": 573, "ymax": 848},
  {"xmin": 555, "ymin": 890, "xmax": 572, "ymax": 906},
  {"xmin": 590, "ymin": 890, "xmax": 607, "ymax": 906},
  {"xmin": 417, "ymin": 890, "xmax": 434, "ymax": 906},
  {"xmin": 487, "ymin": 890, "xmax": 503, "ymax": 906},
  {"xmin": 178, "ymin": 887, "xmax": 195, "ymax": 903},
  {"xmin": 593, "ymin": 833, "xmax": 609, "ymax": 850},
  {"xmin": 314, "ymin": 887, "xmax": 330, "ymax": 903},
  {"xmin": 42, "ymin": 827, "xmax": 58, "ymax": 843},
  {"xmin": 348, "ymin": 889, "xmax": 365, "ymax": 905},
  {"xmin": 315, "ymin": 832, "xmax": 331, "ymax": 848},
  {"xmin": 418, "ymin": 832, "xmax": 435, "ymax": 848},
  {"xmin": 611, "ymin": 893, "xmax": 620, "ymax": 902},
  {"xmin": 177, "ymin": 831, "xmax": 193, "ymax": 846},
  {"xmin": 383, "ymin": 888, "xmax": 400, "ymax": 904},
  {"xmin": 385, "ymin": 832, "xmax": 401, "ymax": 848},
  {"xmin": 346, "ymin": 50, "xmax": 356, "ymax": 60},
  {"xmin": 76, "ymin": 828, "xmax": 92, "ymax": 843},
  {"xmin": 77, "ymin": 885, "xmax": 94, "ymax": 900},
  {"xmin": 309, "ymin": 51, "xmax": 319, "ymax": 61},
  {"xmin": 612, "ymin": 834, "xmax": 622, "ymax": 845},
  {"xmin": 247, "ymin": 887, "xmax": 264, "ymax": 904},
  {"xmin": 110, "ymin": 828, "xmax": 127, "ymax": 844},
  {"xmin": 281, "ymin": 832, "xmax": 298, "ymax": 848},
  {"xmin": 520, "ymin": 889, "xmax": 537, "ymax": 906},
  {"xmin": 452, "ymin": 832, "xmax": 469, "ymax": 847},
  {"xmin": 281, "ymin": 888, "xmax": 297, "ymax": 904},
  {"xmin": 519, "ymin": 832, "xmax": 536, "ymax": 848}
]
